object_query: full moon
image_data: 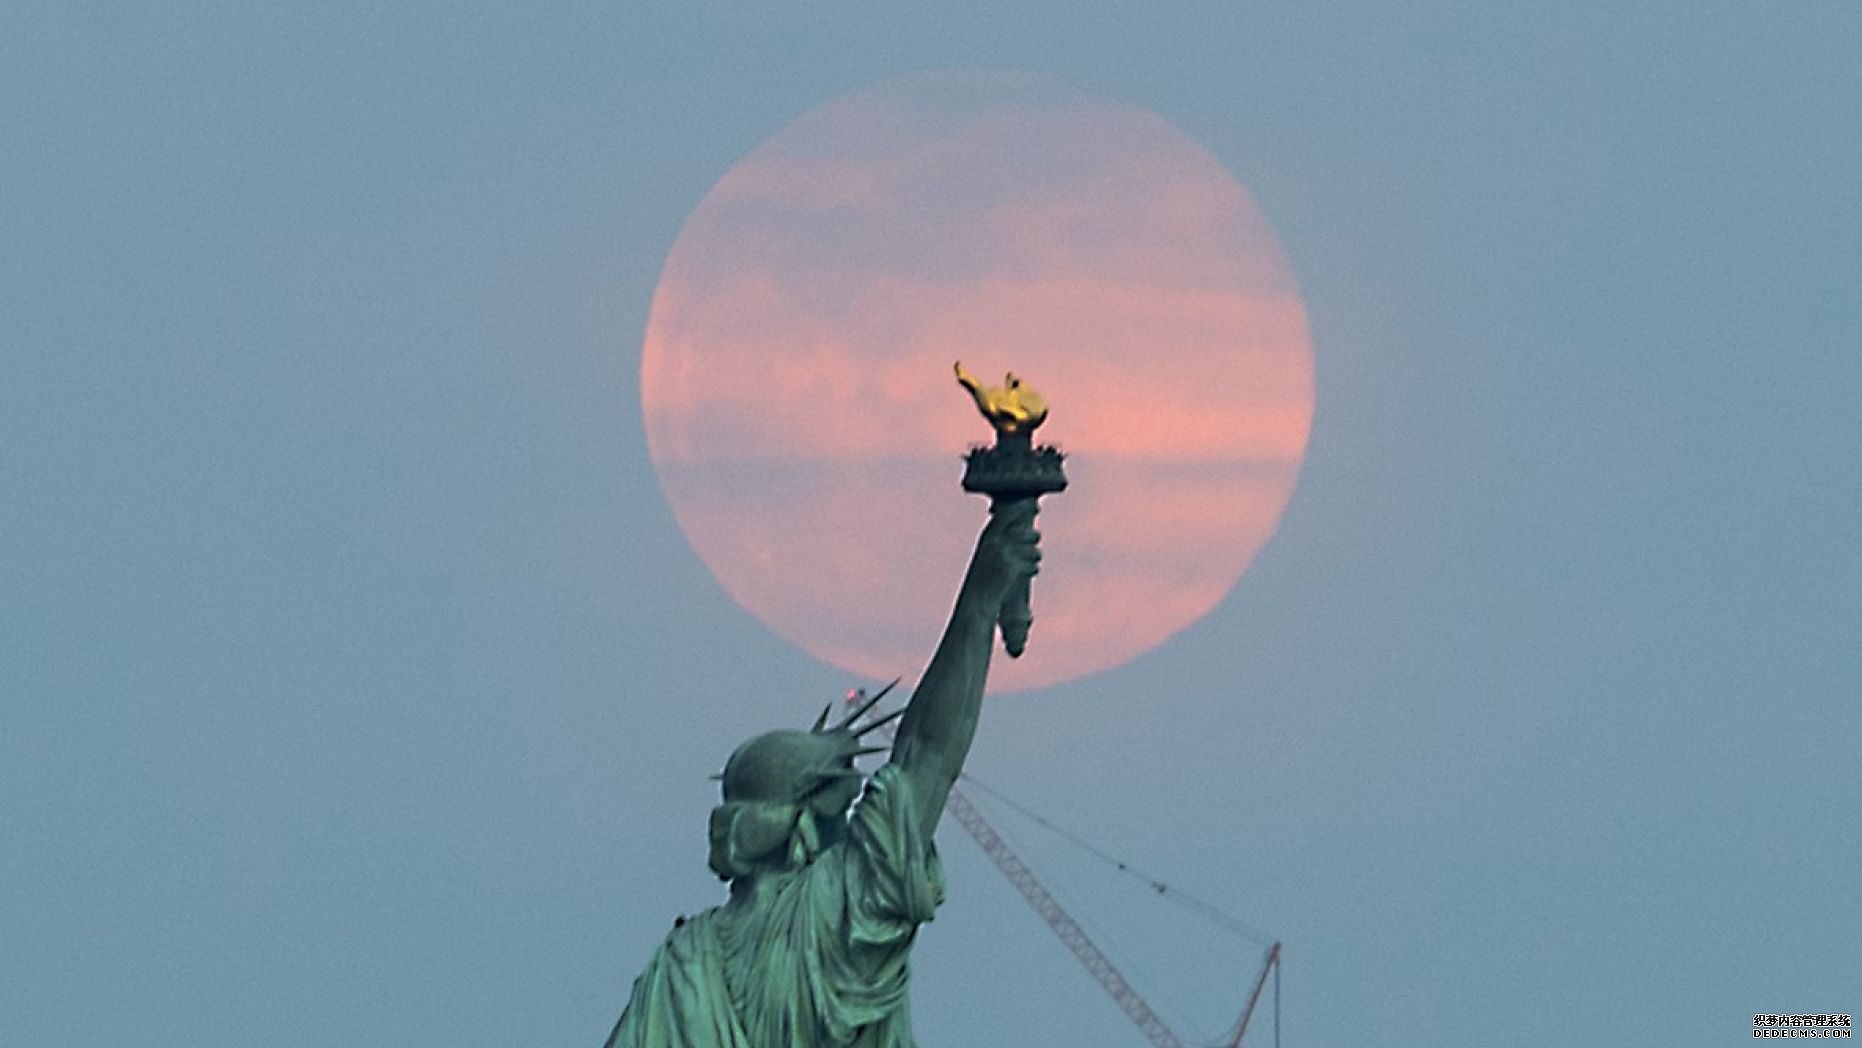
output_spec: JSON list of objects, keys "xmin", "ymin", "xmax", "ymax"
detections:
[{"xmin": 641, "ymin": 72, "xmax": 1313, "ymax": 692}]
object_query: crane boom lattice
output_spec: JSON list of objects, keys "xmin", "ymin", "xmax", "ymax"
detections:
[
  {"xmin": 944, "ymin": 786, "xmax": 1185, "ymax": 1048},
  {"xmin": 863, "ymin": 701, "xmax": 1277, "ymax": 1046}
]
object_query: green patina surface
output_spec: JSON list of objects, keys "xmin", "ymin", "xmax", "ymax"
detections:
[
  {"xmin": 606, "ymin": 765, "xmax": 943, "ymax": 1047},
  {"xmin": 606, "ymin": 375, "xmax": 1056, "ymax": 1045}
]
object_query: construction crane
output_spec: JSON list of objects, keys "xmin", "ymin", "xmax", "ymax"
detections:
[
  {"xmin": 849, "ymin": 690, "xmax": 1279, "ymax": 1048},
  {"xmin": 944, "ymin": 780, "xmax": 1281, "ymax": 1048}
]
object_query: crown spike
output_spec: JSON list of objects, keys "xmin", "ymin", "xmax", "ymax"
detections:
[
  {"xmin": 810, "ymin": 703, "xmax": 834, "ymax": 733},
  {"xmin": 852, "ymin": 707, "xmax": 905, "ymax": 738},
  {"xmin": 832, "ymin": 678, "xmax": 900, "ymax": 733},
  {"xmin": 850, "ymin": 746, "xmax": 890, "ymax": 758}
]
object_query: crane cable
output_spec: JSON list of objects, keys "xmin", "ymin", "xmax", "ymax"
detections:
[
  {"xmin": 957, "ymin": 771, "xmax": 1278, "ymax": 949},
  {"xmin": 852, "ymin": 689, "xmax": 1280, "ymax": 1044}
]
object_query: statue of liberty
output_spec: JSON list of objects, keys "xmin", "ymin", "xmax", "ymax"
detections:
[{"xmin": 604, "ymin": 367, "xmax": 1059, "ymax": 1047}]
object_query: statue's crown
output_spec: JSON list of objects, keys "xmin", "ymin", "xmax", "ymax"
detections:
[{"xmin": 715, "ymin": 681, "xmax": 901, "ymax": 803}]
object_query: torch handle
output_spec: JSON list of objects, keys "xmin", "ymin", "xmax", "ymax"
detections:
[
  {"xmin": 993, "ymin": 494, "xmax": 1038, "ymax": 658},
  {"xmin": 1000, "ymin": 575, "xmax": 1034, "ymax": 658}
]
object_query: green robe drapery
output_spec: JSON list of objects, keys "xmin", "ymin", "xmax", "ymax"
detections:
[{"xmin": 607, "ymin": 765, "xmax": 947, "ymax": 1047}]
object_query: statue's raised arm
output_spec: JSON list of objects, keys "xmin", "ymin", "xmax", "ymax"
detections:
[
  {"xmin": 602, "ymin": 363, "xmax": 1061, "ymax": 1048},
  {"xmin": 888, "ymin": 500, "xmax": 1040, "ymax": 832},
  {"xmin": 889, "ymin": 363, "xmax": 1061, "ymax": 832}
]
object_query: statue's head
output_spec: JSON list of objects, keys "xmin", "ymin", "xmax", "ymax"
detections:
[{"xmin": 706, "ymin": 684, "xmax": 901, "ymax": 882}]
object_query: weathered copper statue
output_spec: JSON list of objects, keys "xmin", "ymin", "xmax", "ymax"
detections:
[{"xmin": 604, "ymin": 367, "xmax": 1061, "ymax": 1047}]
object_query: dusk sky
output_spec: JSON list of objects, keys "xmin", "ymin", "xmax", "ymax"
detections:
[{"xmin": 4, "ymin": 4, "xmax": 1858, "ymax": 1047}]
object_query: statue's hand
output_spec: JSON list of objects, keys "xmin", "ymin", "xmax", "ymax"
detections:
[{"xmin": 963, "ymin": 499, "xmax": 1042, "ymax": 615}]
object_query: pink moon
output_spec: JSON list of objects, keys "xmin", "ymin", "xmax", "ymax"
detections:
[{"xmin": 640, "ymin": 72, "xmax": 1313, "ymax": 692}]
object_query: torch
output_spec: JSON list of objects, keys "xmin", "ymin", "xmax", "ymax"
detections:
[{"xmin": 955, "ymin": 363, "xmax": 1067, "ymax": 657}]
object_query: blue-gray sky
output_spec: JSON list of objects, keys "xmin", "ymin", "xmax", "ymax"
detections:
[{"xmin": 4, "ymin": 4, "xmax": 1857, "ymax": 1046}]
